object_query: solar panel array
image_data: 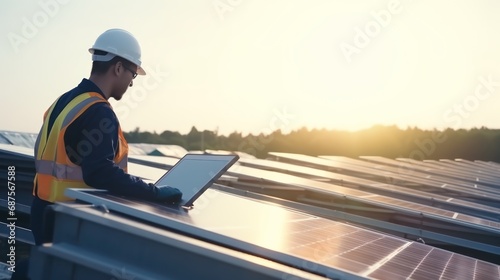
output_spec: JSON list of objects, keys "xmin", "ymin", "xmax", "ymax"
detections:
[
  {"xmin": 361, "ymin": 156, "xmax": 500, "ymax": 190},
  {"xmin": 67, "ymin": 188, "xmax": 500, "ymax": 280},
  {"xmin": 1, "ymin": 143, "xmax": 500, "ymax": 279},
  {"xmin": 236, "ymin": 156, "xmax": 500, "ymax": 220},
  {"xmin": 128, "ymin": 153, "xmax": 500, "ymax": 257},
  {"xmin": 269, "ymin": 152, "xmax": 500, "ymax": 206},
  {"xmin": 127, "ymin": 154, "xmax": 500, "ymax": 243}
]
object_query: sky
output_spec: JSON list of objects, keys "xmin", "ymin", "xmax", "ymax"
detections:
[{"xmin": 1, "ymin": 0, "xmax": 500, "ymax": 136}]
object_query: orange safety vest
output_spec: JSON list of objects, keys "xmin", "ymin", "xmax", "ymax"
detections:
[{"xmin": 33, "ymin": 92, "xmax": 129, "ymax": 202}]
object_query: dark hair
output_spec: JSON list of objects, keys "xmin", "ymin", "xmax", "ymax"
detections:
[{"xmin": 90, "ymin": 50, "xmax": 135, "ymax": 75}]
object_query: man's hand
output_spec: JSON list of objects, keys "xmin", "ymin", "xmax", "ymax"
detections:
[{"xmin": 153, "ymin": 185, "xmax": 183, "ymax": 202}]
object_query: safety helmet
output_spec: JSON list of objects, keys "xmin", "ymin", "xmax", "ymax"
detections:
[{"xmin": 89, "ymin": 29, "xmax": 146, "ymax": 75}]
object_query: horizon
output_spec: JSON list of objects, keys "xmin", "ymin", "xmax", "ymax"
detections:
[
  {"xmin": 3, "ymin": 123, "xmax": 500, "ymax": 138},
  {"xmin": 2, "ymin": 1, "xmax": 500, "ymax": 136}
]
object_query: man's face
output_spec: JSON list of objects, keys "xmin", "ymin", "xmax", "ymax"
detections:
[{"xmin": 112, "ymin": 62, "xmax": 137, "ymax": 100}]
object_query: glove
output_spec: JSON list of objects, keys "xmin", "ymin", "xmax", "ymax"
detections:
[{"xmin": 153, "ymin": 185, "xmax": 183, "ymax": 203}]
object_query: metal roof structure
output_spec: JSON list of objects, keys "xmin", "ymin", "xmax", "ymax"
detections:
[{"xmin": 1, "ymin": 143, "xmax": 500, "ymax": 279}]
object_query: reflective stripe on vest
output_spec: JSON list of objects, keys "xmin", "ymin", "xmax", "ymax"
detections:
[{"xmin": 33, "ymin": 92, "xmax": 128, "ymax": 202}]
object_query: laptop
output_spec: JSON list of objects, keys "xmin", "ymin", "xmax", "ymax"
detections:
[{"xmin": 154, "ymin": 153, "xmax": 239, "ymax": 208}]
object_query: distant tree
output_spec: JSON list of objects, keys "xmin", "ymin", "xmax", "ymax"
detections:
[
  {"xmin": 124, "ymin": 127, "xmax": 141, "ymax": 143},
  {"xmin": 160, "ymin": 130, "xmax": 186, "ymax": 146},
  {"xmin": 186, "ymin": 126, "xmax": 202, "ymax": 150},
  {"xmin": 124, "ymin": 126, "xmax": 500, "ymax": 162}
]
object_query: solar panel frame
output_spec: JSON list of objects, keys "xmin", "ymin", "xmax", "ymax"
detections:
[
  {"xmin": 456, "ymin": 158, "xmax": 500, "ymax": 173},
  {"xmin": 358, "ymin": 156, "xmax": 500, "ymax": 193},
  {"xmin": 474, "ymin": 160, "xmax": 500, "ymax": 171},
  {"xmin": 237, "ymin": 157, "xmax": 500, "ymax": 221},
  {"xmin": 65, "ymin": 189, "xmax": 377, "ymax": 279},
  {"xmin": 64, "ymin": 188, "xmax": 500, "ymax": 279},
  {"xmin": 262, "ymin": 154, "xmax": 500, "ymax": 236},
  {"xmin": 225, "ymin": 155, "xmax": 500, "ymax": 236},
  {"xmin": 420, "ymin": 159, "xmax": 500, "ymax": 185},
  {"xmin": 396, "ymin": 157, "xmax": 500, "ymax": 186},
  {"xmin": 439, "ymin": 160, "xmax": 500, "ymax": 183},
  {"xmin": 270, "ymin": 152, "xmax": 500, "ymax": 205},
  {"xmin": 3, "ymin": 143, "xmax": 495, "ymax": 274}
]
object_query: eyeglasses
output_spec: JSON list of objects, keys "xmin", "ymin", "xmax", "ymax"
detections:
[{"xmin": 123, "ymin": 65, "xmax": 137, "ymax": 79}]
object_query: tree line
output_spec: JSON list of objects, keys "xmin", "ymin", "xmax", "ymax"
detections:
[{"xmin": 124, "ymin": 125, "xmax": 500, "ymax": 162}]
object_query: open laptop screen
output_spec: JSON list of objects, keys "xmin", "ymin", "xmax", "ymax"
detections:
[{"xmin": 154, "ymin": 154, "xmax": 239, "ymax": 207}]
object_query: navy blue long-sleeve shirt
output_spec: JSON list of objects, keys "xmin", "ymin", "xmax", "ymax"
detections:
[{"xmin": 44, "ymin": 78, "xmax": 156, "ymax": 199}]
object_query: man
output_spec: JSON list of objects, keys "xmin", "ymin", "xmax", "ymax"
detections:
[{"xmin": 11, "ymin": 29, "xmax": 182, "ymax": 280}]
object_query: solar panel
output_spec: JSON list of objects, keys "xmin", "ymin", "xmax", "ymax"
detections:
[
  {"xmin": 396, "ymin": 157, "xmax": 499, "ymax": 185},
  {"xmin": 270, "ymin": 152, "xmax": 500, "ymax": 206},
  {"xmin": 417, "ymin": 159, "xmax": 500, "ymax": 186},
  {"xmin": 473, "ymin": 160, "xmax": 500, "ymax": 172},
  {"xmin": 356, "ymin": 155, "xmax": 500, "ymax": 189},
  {"xmin": 124, "ymin": 153, "xmax": 500, "ymax": 256},
  {"xmin": 367, "ymin": 242, "xmax": 498, "ymax": 279},
  {"xmin": 433, "ymin": 160, "xmax": 500, "ymax": 185},
  {"xmin": 237, "ymin": 157, "xmax": 500, "ymax": 221},
  {"xmin": 356, "ymin": 156, "xmax": 500, "ymax": 194},
  {"xmin": 342, "ymin": 157, "xmax": 500, "ymax": 198},
  {"xmin": 246, "ymin": 155, "xmax": 500, "ymax": 245},
  {"xmin": 361, "ymin": 156, "xmax": 500, "ymax": 197},
  {"xmin": 440, "ymin": 158, "xmax": 490, "ymax": 169},
  {"xmin": 456, "ymin": 158, "xmax": 500, "ymax": 173},
  {"xmin": 65, "ymin": 188, "xmax": 500, "ymax": 279},
  {"xmin": 440, "ymin": 160, "xmax": 500, "ymax": 182},
  {"xmin": 2, "ymin": 142, "xmax": 498, "ymax": 279}
]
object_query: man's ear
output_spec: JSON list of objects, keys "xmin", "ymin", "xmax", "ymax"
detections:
[{"xmin": 113, "ymin": 61, "xmax": 123, "ymax": 76}]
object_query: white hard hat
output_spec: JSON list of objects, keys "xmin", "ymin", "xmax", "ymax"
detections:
[{"xmin": 89, "ymin": 29, "xmax": 146, "ymax": 75}]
